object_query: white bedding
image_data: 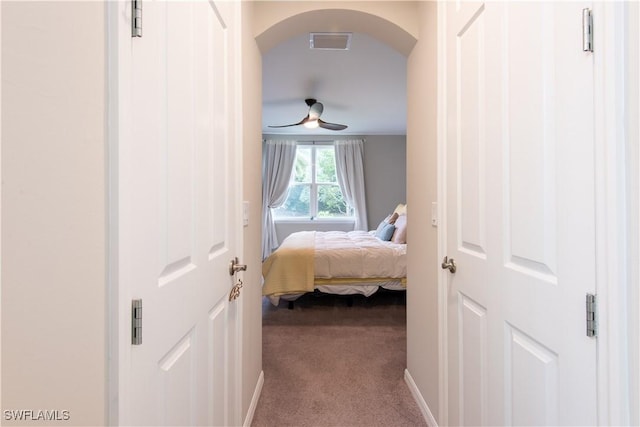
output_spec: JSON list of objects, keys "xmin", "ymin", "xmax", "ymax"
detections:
[
  {"xmin": 264, "ymin": 230, "xmax": 406, "ymax": 306},
  {"xmin": 314, "ymin": 230, "xmax": 406, "ymax": 279}
]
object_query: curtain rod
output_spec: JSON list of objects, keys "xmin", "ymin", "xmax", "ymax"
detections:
[
  {"xmin": 262, "ymin": 139, "xmax": 333, "ymax": 143},
  {"xmin": 263, "ymin": 138, "xmax": 366, "ymax": 144}
]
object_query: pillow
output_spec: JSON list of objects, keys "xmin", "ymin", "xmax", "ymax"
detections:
[
  {"xmin": 375, "ymin": 222, "xmax": 396, "ymax": 241},
  {"xmin": 393, "ymin": 204, "xmax": 407, "ymax": 216},
  {"xmin": 391, "ymin": 214, "xmax": 407, "ymax": 244},
  {"xmin": 384, "ymin": 212, "xmax": 399, "ymax": 225},
  {"xmin": 374, "ymin": 220, "xmax": 388, "ymax": 235}
]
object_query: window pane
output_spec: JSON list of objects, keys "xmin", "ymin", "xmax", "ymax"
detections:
[
  {"xmin": 317, "ymin": 185, "xmax": 349, "ymax": 217},
  {"xmin": 316, "ymin": 147, "xmax": 338, "ymax": 183},
  {"xmin": 293, "ymin": 147, "xmax": 312, "ymax": 183},
  {"xmin": 273, "ymin": 184, "xmax": 310, "ymax": 217}
]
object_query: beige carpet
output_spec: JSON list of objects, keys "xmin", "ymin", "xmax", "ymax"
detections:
[{"xmin": 252, "ymin": 290, "xmax": 427, "ymax": 427}]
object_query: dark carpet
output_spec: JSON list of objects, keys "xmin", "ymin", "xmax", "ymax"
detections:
[{"xmin": 252, "ymin": 290, "xmax": 427, "ymax": 427}]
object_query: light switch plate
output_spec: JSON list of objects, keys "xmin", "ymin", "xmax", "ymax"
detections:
[{"xmin": 243, "ymin": 201, "xmax": 249, "ymax": 227}]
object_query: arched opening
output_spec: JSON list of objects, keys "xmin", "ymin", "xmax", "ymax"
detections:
[
  {"xmin": 241, "ymin": 2, "xmax": 440, "ymax": 423},
  {"xmin": 251, "ymin": 6, "xmax": 429, "ymax": 424},
  {"xmin": 254, "ymin": 8, "xmax": 417, "ymax": 55}
]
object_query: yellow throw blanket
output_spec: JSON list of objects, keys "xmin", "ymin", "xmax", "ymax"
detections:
[{"xmin": 262, "ymin": 231, "xmax": 315, "ymax": 297}]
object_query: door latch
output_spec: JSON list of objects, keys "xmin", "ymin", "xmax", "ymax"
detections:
[
  {"xmin": 228, "ymin": 257, "xmax": 247, "ymax": 276},
  {"xmin": 441, "ymin": 256, "xmax": 457, "ymax": 273}
]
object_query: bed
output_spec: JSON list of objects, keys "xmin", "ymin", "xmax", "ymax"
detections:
[{"xmin": 262, "ymin": 205, "xmax": 407, "ymax": 306}]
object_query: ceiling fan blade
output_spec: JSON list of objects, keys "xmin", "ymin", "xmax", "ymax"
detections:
[
  {"xmin": 268, "ymin": 99, "xmax": 347, "ymax": 130},
  {"xmin": 318, "ymin": 119, "xmax": 348, "ymax": 131},
  {"xmin": 268, "ymin": 116, "xmax": 308, "ymax": 128}
]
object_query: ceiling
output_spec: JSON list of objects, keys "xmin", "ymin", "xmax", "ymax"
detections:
[{"xmin": 262, "ymin": 32, "xmax": 408, "ymax": 136}]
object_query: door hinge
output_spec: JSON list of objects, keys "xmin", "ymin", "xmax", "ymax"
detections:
[
  {"xmin": 582, "ymin": 8, "xmax": 593, "ymax": 52},
  {"xmin": 132, "ymin": 0, "xmax": 142, "ymax": 38},
  {"xmin": 586, "ymin": 293, "xmax": 597, "ymax": 338},
  {"xmin": 132, "ymin": 299, "xmax": 143, "ymax": 345}
]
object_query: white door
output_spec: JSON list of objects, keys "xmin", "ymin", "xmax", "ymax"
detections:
[
  {"xmin": 113, "ymin": 1, "xmax": 242, "ymax": 425},
  {"xmin": 444, "ymin": 2, "xmax": 597, "ymax": 425}
]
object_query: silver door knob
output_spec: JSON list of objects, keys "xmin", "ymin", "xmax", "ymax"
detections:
[
  {"xmin": 229, "ymin": 257, "xmax": 247, "ymax": 276},
  {"xmin": 441, "ymin": 256, "xmax": 457, "ymax": 273}
]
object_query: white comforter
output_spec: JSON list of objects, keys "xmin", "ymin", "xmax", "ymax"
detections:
[{"xmin": 314, "ymin": 230, "xmax": 406, "ymax": 279}]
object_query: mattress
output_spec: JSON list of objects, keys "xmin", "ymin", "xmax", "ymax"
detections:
[{"xmin": 262, "ymin": 230, "xmax": 406, "ymax": 301}]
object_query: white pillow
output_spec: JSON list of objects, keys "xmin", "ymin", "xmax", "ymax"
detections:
[{"xmin": 391, "ymin": 214, "xmax": 407, "ymax": 244}]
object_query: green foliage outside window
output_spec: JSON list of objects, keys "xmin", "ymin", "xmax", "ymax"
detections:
[
  {"xmin": 274, "ymin": 145, "xmax": 351, "ymax": 218},
  {"xmin": 293, "ymin": 147, "xmax": 312, "ymax": 183},
  {"xmin": 276, "ymin": 184, "xmax": 310, "ymax": 217},
  {"xmin": 317, "ymin": 185, "xmax": 348, "ymax": 217},
  {"xmin": 316, "ymin": 148, "xmax": 337, "ymax": 183}
]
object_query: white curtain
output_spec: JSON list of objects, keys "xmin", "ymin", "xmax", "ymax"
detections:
[
  {"xmin": 335, "ymin": 139, "xmax": 368, "ymax": 231},
  {"xmin": 262, "ymin": 140, "xmax": 297, "ymax": 260}
]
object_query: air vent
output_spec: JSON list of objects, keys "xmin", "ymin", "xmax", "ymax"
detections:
[{"xmin": 309, "ymin": 32, "xmax": 352, "ymax": 50}]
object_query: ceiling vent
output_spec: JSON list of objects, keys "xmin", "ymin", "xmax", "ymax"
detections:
[{"xmin": 309, "ymin": 32, "xmax": 352, "ymax": 50}]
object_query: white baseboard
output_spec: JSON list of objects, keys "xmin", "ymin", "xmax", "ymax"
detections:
[
  {"xmin": 243, "ymin": 370, "xmax": 264, "ymax": 427},
  {"xmin": 404, "ymin": 369, "xmax": 438, "ymax": 427}
]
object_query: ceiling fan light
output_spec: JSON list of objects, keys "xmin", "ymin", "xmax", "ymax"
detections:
[{"xmin": 304, "ymin": 120, "xmax": 319, "ymax": 129}]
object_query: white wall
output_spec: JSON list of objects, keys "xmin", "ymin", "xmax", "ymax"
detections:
[
  {"xmin": 364, "ymin": 135, "xmax": 407, "ymax": 227},
  {"xmin": 1, "ymin": 2, "xmax": 106, "ymax": 425},
  {"xmin": 241, "ymin": 2, "xmax": 265, "ymax": 422},
  {"xmin": 406, "ymin": 1, "xmax": 440, "ymax": 423},
  {"xmin": 626, "ymin": 3, "xmax": 640, "ymax": 424}
]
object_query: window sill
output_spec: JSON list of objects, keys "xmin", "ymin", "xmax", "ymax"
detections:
[{"xmin": 274, "ymin": 218, "xmax": 355, "ymax": 224}]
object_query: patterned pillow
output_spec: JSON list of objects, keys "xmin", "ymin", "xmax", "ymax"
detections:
[{"xmin": 384, "ymin": 212, "xmax": 400, "ymax": 224}]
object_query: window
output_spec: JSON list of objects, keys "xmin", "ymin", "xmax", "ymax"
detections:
[{"xmin": 273, "ymin": 145, "xmax": 352, "ymax": 219}]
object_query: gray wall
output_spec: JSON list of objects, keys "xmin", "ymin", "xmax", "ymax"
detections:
[{"xmin": 363, "ymin": 135, "xmax": 407, "ymax": 227}]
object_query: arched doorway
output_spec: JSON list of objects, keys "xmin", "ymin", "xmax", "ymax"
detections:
[
  {"xmin": 240, "ymin": 3, "xmax": 442, "ymax": 425},
  {"xmin": 248, "ymin": 3, "xmax": 429, "ymax": 424},
  {"xmin": 253, "ymin": 6, "xmax": 417, "ymax": 55}
]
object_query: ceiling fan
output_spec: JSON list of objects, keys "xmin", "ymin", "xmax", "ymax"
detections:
[{"xmin": 268, "ymin": 98, "xmax": 348, "ymax": 131}]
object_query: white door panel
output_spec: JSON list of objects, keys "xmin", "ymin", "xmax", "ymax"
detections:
[
  {"xmin": 459, "ymin": 294, "xmax": 488, "ymax": 427},
  {"xmin": 208, "ymin": 301, "xmax": 228, "ymax": 426},
  {"xmin": 445, "ymin": 2, "xmax": 597, "ymax": 425},
  {"xmin": 505, "ymin": 325, "xmax": 559, "ymax": 426},
  {"xmin": 116, "ymin": 1, "xmax": 241, "ymax": 425}
]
